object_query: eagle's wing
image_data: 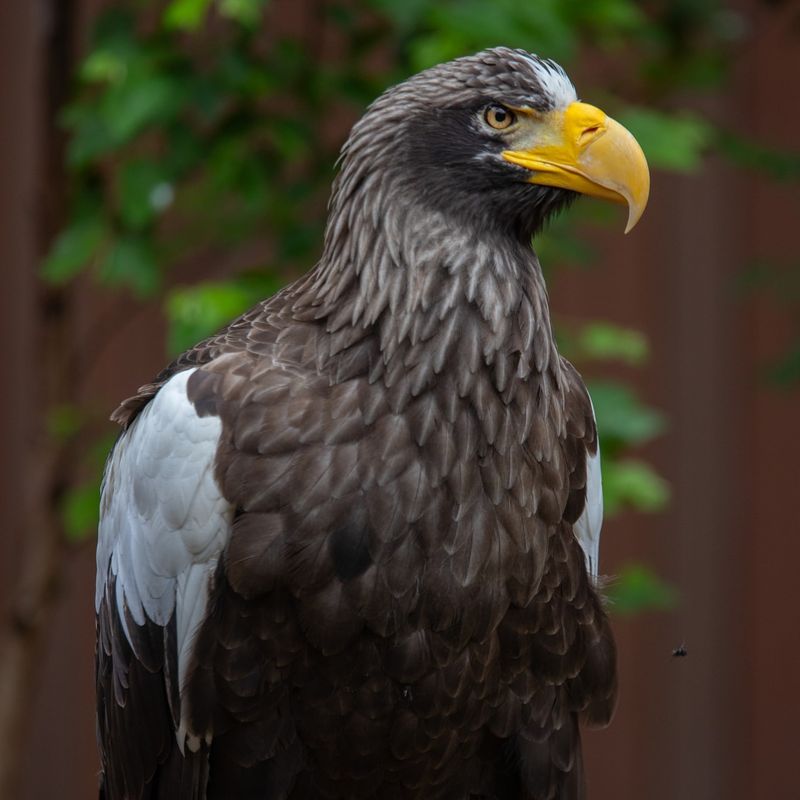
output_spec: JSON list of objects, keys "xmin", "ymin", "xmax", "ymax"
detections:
[
  {"xmin": 558, "ymin": 358, "xmax": 604, "ymax": 582},
  {"xmin": 556, "ymin": 359, "xmax": 616, "ymax": 734},
  {"xmin": 95, "ymin": 368, "xmax": 233, "ymax": 798},
  {"xmin": 573, "ymin": 400, "xmax": 603, "ymax": 580},
  {"xmin": 95, "ymin": 345, "xmax": 613, "ymax": 798}
]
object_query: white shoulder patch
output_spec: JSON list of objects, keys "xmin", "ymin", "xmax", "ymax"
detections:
[
  {"xmin": 96, "ymin": 368, "xmax": 232, "ymax": 744},
  {"xmin": 573, "ymin": 411, "xmax": 603, "ymax": 580}
]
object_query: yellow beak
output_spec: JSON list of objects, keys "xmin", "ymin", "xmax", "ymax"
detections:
[{"xmin": 502, "ymin": 102, "xmax": 650, "ymax": 233}]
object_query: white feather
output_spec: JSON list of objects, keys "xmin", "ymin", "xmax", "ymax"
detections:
[
  {"xmin": 573, "ymin": 404, "xmax": 603, "ymax": 579},
  {"xmin": 523, "ymin": 55, "xmax": 577, "ymax": 110},
  {"xmin": 96, "ymin": 368, "xmax": 232, "ymax": 747}
]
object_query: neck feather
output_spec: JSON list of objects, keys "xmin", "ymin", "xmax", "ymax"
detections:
[{"xmin": 291, "ymin": 171, "xmax": 560, "ymax": 405}]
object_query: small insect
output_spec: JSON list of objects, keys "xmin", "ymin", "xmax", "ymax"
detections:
[{"xmin": 672, "ymin": 643, "xmax": 688, "ymax": 658}]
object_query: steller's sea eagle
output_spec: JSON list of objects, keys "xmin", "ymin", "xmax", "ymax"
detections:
[{"xmin": 95, "ymin": 47, "xmax": 649, "ymax": 799}]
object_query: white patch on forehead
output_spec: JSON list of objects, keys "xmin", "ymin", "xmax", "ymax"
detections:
[{"xmin": 523, "ymin": 55, "xmax": 577, "ymax": 109}]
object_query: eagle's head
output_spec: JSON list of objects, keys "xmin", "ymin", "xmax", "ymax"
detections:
[{"xmin": 333, "ymin": 47, "xmax": 649, "ymax": 243}]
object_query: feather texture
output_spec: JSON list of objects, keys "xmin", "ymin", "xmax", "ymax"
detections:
[{"xmin": 96, "ymin": 46, "xmax": 617, "ymax": 800}]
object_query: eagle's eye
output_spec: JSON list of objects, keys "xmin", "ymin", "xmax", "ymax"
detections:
[{"xmin": 484, "ymin": 105, "xmax": 516, "ymax": 130}]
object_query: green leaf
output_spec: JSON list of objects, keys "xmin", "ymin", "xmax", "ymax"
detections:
[
  {"xmin": 575, "ymin": 0, "xmax": 645, "ymax": 38},
  {"xmin": 89, "ymin": 433, "xmax": 119, "ymax": 470},
  {"xmin": 98, "ymin": 236, "xmax": 161, "ymax": 297},
  {"xmin": 81, "ymin": 9, "xmax": 140, "ymax": 79},
  {"xmin": 117, "ymin": 159, "xmax": 172, "ymax": 230},
  {"xmin": 80, "ymin": 49, "xmax": 128, "ymax": 84},
  {"xmin": 62, "ymin": 481, "xmax": 101, "ymax": 543},
  {"xmin": 587, "ymin": 380, "xmax": 667, "ymax": 450},
  {"xmin": 602, "ymin": 458, "xmax": 670, "ymax": 515},
  {"xmin": 46, "ymin": 405, "xmax": 84, "ymax": 442},
  {"xmin": 406, "ymin": 0, "xmax": 577, "ymax": 71},
  {"xmin": 220, "ymin": 0, "xmax": 269, "ymax": 28},
  {"xmin": 606, "ymin": 563, "xmax": 678, "ymax": 615},
  {"xmin": 580, "ymin": 322, "xmax": 648, "ymax": 365},
  {"xmin": 718, "ymin": 131, "xmax": 800, "ymax": 183},
  {"xmin": 41, "ymin": 217, "xmax": 107, "ymax": 283},
  {"xmin": 269, "ymin": 117, "xmax": 314, "ymax": 162},
  {"xmin": 163, "ymin": 0, "xmax": 213, "ymax": 30},
  {"xmin": 217, "ymin": 49, "xmax": 273, "ymax": 98},
  {"xmin": 560, "ymin": 321, "xmax": 649, "ymax": 366},
  {"xmin": 617, "ymin": 107, "xmax": 715, "ymax": 172},
  {"xmin": 369, "ymin": 0, "xmax": 433, "ymax": 33},
  {"xmin": 63, "ymin": 106, "xmax": 116, "ymax": 167},
  {"xmin": 105, "ymin": 74, "xmax": 182, "ymax": 144},
  {"xmin": 165, "ymin": 275, "xmax": 284, "ymax": 355},
  {"xmin": 535, "ymin": 219, "xmax": 593, "ymax": 269},
  {"xmin": 66, "ymin": 69, "xmax": 184, "ymax": 166}
]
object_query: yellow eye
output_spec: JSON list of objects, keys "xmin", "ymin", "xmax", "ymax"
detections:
[{"xmin": 484, "ymin": 105, "xmax": 515, "ymax": 130}]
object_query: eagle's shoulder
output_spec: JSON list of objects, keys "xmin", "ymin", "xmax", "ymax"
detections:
[
  {"xmin": 559, "ymin": 356, "xmax": 598, "ymax": 449},
  {"xmin": 110, "ymin": 294, "xmax": 293, "ymax": 428},
  {"xmin": 95, "ymin": 299, "xmax": 316, "ymax": 791},
  {"xmin": 96, "ymin": 365, "xmax": 234, "ymax": 794},
  {"xmin": 558, "ymin": 356, "xmax": 603, "ymax": 579}
]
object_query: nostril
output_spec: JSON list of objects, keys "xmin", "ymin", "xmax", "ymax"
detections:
[{"xmin": 578, "ymin": 125, "xmax": 602, "ymax": 146}]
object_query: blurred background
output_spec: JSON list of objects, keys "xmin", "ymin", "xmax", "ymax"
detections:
[{"xmin": 1, "ymin": 0, "xmax": 798, "ymax": 797}]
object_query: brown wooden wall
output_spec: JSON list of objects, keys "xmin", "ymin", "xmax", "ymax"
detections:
[{"xmin": 1, "ymin": 1, "xmax": 798, "ymax": 798}]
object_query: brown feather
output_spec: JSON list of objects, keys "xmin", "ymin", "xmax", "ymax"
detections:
[{"xmin": 98, "ymin": 47, "xmax": 618, "ymax": 800}]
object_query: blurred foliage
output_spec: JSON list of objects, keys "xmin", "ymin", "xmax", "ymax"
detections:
[
  {"xmin": 737, "ymin": 259, "xmax": 800, "ymax": 386},
  {"xmin": 45, "ymin": 404, "xmax": 86, "ymax": 442},
  {"xmin": 605, "ymin": 562, "xmax": 679, "ymax": 615},
  {"xmin": 617, "ymin": 108, "xmax": 714, "ymax": 172},
  {"xmin": 558, "ymin": 321, "xmax": 650, "ymax": 367},
  {"xmin": 166, "ymin": 273, "xmax": 282, "ymax": 353},
  {"xmin": 43, "ymin": 0, "xmax": 798, "ymax": 610},
  {"xmin": 719, "ymin": 130, "xmax": 800, "ymax": 183},
  {"xmin": 558, "ymin": 321, "xmax": 670, "ymax": 518},
  {"xmin": 59, "ymin": 433, "xmax": 119, "ymax": 542}
]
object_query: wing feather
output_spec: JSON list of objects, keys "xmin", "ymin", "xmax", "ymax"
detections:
[
  {"xmin": 96, "ymin": 368, "xmax": 233, "ymax": 797},
  {"xmin": 574, "ymin": 433, "xmax": 603, "ymax": 579}
]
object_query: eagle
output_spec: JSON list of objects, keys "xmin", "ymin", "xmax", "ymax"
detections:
[{"xmin": 95, "ymin": 47, "xmax": 649, "ymax": 800}]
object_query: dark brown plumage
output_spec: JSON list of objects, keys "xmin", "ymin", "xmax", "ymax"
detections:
[{"xmin": 96, "ymin": 47, "xmax": 649, "ymax": 799}]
